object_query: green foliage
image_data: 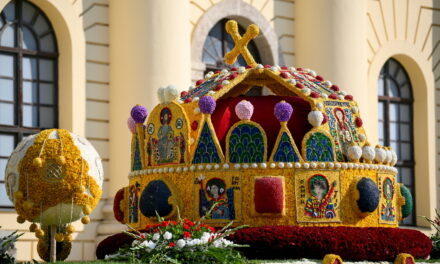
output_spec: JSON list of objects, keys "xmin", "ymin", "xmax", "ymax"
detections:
[
  {"xmin": 423, "ymin": 209, "xmax": 440, "ymax": 258},
  {"xmin": 0, "ymin": 226, "xmax": 23, "ymax": 264}
]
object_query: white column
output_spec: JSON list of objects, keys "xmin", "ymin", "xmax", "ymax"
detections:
[
  {"xmin": 100, "ymin": 0, "xmax": 191, "ymax": 239},
  {"xmin": 295, "ymin": 0, "xmax": 369, "ymax": 132}
]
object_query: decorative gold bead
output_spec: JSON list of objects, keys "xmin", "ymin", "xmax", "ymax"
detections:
[
  {"xmin": 23, "ymin": 200, "xmax": 34, "ymax": 210},
  {"xmin": 55, "ymin": 233, "xmax": 64, "ymax": 242},
  {"xmin": 14, "ymin": 191, "xmax": 23, "ymax": 200},
  {"xmin": 29, "ymin": 223, "xmax": 37, "ymax": 232},
  {"xmin": 81, "ymin": 216, "xmax": 90, "ymax": 224},
  {"xmin": 35, "ymin": 228, "xmax": 45, "ymax": 239},
  {"xmin": 33, "ymin": 157, "xmax": 43, "ymax": 168},
  {"xmin": 57, "ymin": 155, "xmax": 66, "ymax": 165},
  {"xmin": 66, "ymin": 224, "xmax": 75, "ymax": 234},
  {"xmin": 82, "ymin": 205, "xmax": 92, "ymax": 215},
  {"xmin": 17, "ymin": 215, "xmax": 26, "ymax": 224},
  {"xmin": 64, "ymin": 234, "xmax": 73, "ymax": 242}
]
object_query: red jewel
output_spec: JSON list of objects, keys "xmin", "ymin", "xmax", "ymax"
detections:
[
  {"xmin": 280, "ymin": 72, "xmax": 290, "ymax": 79},
  {"xmin": 180, "ymin": 91, "xmax": 188, "ymax": 97},
  {"xmin": 281, "ymin": 66, "xmax": 289, "ymax": 70},
  {"xmin": 196, "ymin": 79, "xmax": 204, "ymax": 86},
  {"xmin": 214, "ymin": 84, "xmax": 224, "ymax": 91},
  {"xmin": 296, "ymin": 67, "xmax": 304, "ymax": 71},
  {"xmin": 316, "ymin": 75, "xmax": 324, "ymax": 81},
  {"xmin": 310, "ymin": 91, "xmax": 320, "ymax": 98},
  {"xmin": 331, "ymin": 85, "xmax": 340, "ymax": 92},
  {"xmin": 245, "ymin": 65, "xmax": 252, "ymax": 69},
  {"xmin": 329, "ymin": 93, "xmax": 338, "ymax": 99},
  {"xmin": 184, "ymin": 98, "xmax": 193, "ymax": 103},
  {"xmin": 296, "ymin": 83, "xmax": 304, "ymax": 89},
  {"xmin": 191, "ymin": 120, "xmax": 198, "ymax": 130},
  {"xmin": 355, "ymin": 117, "xmax": 363, "ymax": 127},
  {"xmin": 231, "ymin": 67, "xmax": 238, "ymax": 71},
  {"xmin": 322, "ymin": 113, "xmax": 328, "ymax": 124},
  {"xmin": 264, "ymin": 65, "xmax": 272, "ymax": 68},
  {"xmin": 344, "ymin": 94, "xmax": 353, "ymax": 101}
]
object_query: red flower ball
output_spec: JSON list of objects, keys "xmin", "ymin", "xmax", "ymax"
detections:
[
  {"xmin": 264, "ymin": 65, "xmax": 272, "ymax": 68},
  {"xmin": 331, "ymin": 85, "xmax": 340, "ymax": 92},
  {"xmin": 180, "ymin": 91, "xmax": 188, "ymax": 97},
  {"xmin": 231, "ymin": 67, "xmax": 238, "ymax": 71},
  {"xmin": 168, "ymin": 242, "xmax": 176, "ymax": 247},
  {"xmin": 296, "ymin": 67, "xmax": 304, "ymax": 71},
  {"xmin": 228, "ymin": 72, "xmax": 238, "ymax": 79},
  {"xmin": 183, "ymin": 224, "xmax": 190, "ymax": 230},
  {"xmin": 310, "ymin": 91, "xmax": 320, "ymax": 98},
  {"xmin": 296, "ymin": 83, "xmax": 304, "ymax": 89},
  {"xmin": 322, "ymin": 113, "xmax": 328, "ymax": 124},
  {"xmin": 184, "ymin": 98, "xmax": 192, "ymax": 103},
  {"xmin": 214, "ymin": 84, "xmax": 224, "ymax": 91},
  {"xmin": 196, "ymin": 79, "xmax": 204, "ymax": 86},
  {"xmin": 214, "ymin": 70, "xmax": 221, "ymax": 74},
  {"xmin": 329, "ymin": 93, "xmax": 338, "ymax": 99},
  {"xmin": 191, "ymin": 120, "xmax": 198, "ymax": 130},
  {"xmin": 355, "ymin": 117, "xmax": 363, "ymax": 127},
  {"xmin": 245, "ymin": 65, "xmax": 252, "ymax": 69},
  {"xmin": 280, "ymin": 72, "xmax": 290, "ymax": 79},
  {"xmin": 345, "ymin": 94, "xmax": 353, "ymax": 101},
  {"xmin": 316, "ymin": 75, "xmax": 324, "ymax": 81},
  {"xmin": 281, "ymin": 66, "xmax": 289, "ymax": 70}
]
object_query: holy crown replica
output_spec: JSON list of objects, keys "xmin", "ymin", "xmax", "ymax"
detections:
[{"xmin": 113, "ymin": 20, "xmax": 413, "ymax": 230}]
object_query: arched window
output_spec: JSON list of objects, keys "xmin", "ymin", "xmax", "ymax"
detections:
[
  {"xmin": 377, "ymin": 58, "xmax": 414, "ymax": 225},
  {"xmin": 0, "ymin": 0, "xmax": 58, "ymax": 208},
  {"xmin": 202, "ymin": 19, "xmax": 262, "ymax": 96}
]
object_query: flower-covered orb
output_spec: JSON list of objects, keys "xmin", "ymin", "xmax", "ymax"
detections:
[
  {"xmin": 5, "ymin": 129, "xmax": 103, "ymax": 226},
  {"xmin": 274, "ymin": 101, "xmax": 293, "ymax": 122},
  {"xmin": 235, "ymin": 100, "xmax": 254, "ymax": 120},
  {"xmin": 131, "ymin": 105, "xmax": 148, "ymax": 123},
  {"xmin": 198, "ymin": 96, "xmax": 216, "ymax": 114}
]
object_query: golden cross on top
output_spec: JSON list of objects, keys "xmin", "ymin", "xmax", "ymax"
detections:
[{"xmin": 224, "ymin": 20, "xmax": 260, "ymax": 67}]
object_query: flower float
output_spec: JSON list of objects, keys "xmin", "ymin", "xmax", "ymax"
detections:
[
  {"xmin": 106, "ymin": 19, "xmax": 424, "ymax": 262},
  {"xmin": 5, "ymin": 129, "xmax": 103, "ymax": 261}
]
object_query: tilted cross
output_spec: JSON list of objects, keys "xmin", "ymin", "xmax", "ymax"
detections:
[{"xmin": 224, "ymin": 20, "xmax": 260, "ymax": 67}]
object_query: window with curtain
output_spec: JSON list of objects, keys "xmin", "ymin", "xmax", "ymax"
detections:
[
  {"xmin": 202, "ymin": 19, "xmax": 263, "ymax": 96},
  {"xmin": 0, "ymin": 0, "xmax": 58, "ymax": 208},
  {"xmin": 377, "ymin": 58, "xmax": 415, "ymax": 225}
]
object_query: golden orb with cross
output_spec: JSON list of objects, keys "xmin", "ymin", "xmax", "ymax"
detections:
[{"xmin": 109, "ymin": 19, "xmax": 421, "ymax": 260}]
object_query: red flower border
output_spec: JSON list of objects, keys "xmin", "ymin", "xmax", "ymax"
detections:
[{"xmin": 228, "ymin": 226, "xmax": 431, "ymax": 261}]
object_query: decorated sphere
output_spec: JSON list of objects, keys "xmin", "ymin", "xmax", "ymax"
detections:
[
  {"xmin": 235, "ymin": 100, "xmax": 254, "ymax": 120},
  {"xmin": 5, "ymin": 129, "xmax": 103, "ymax": 225},
  {"xmin": 127, "ymin": 117, "xmax": 137, "ymax": 133},
  {"xmin": 198, "ymin": 96, "xmax": 216, "ymax": 114},
  {"xmin": 131, "ymin": 105, "xmax": 148, "ymax": 123},
  {"xmin": 274, "ymin": 101, "xmax": 293, "ymax": 122}
]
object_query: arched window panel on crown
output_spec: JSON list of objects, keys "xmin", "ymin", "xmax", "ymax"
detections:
[
  {"xmin": 202, "ymin": 18, "xmax": 263, "ymax": 96},
  {"xmin": 0, "ymin": 0, "xmax": 58, "ymax": 208},
  {"xmin": 377, "ymin": 58, "xmax": 414, "ymax": 226}
]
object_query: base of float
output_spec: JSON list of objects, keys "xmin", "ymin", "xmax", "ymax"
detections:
[{"xmin": 95, "ymin": 226, "xmax": 431, "ymax": 261}]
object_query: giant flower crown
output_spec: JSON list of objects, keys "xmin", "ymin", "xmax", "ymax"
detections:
[{"xmin": 113, "ymin": 20, "xmax": 412, "ymax": 230}]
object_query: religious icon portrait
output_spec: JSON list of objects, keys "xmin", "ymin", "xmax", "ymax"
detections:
[
  {"xmin": 296, "ymin": 170, "xmax": 341, "ymax": 223},
  {"xmin": 194, "ymin": 174, "xmax": 241, "ymax": 222}
]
